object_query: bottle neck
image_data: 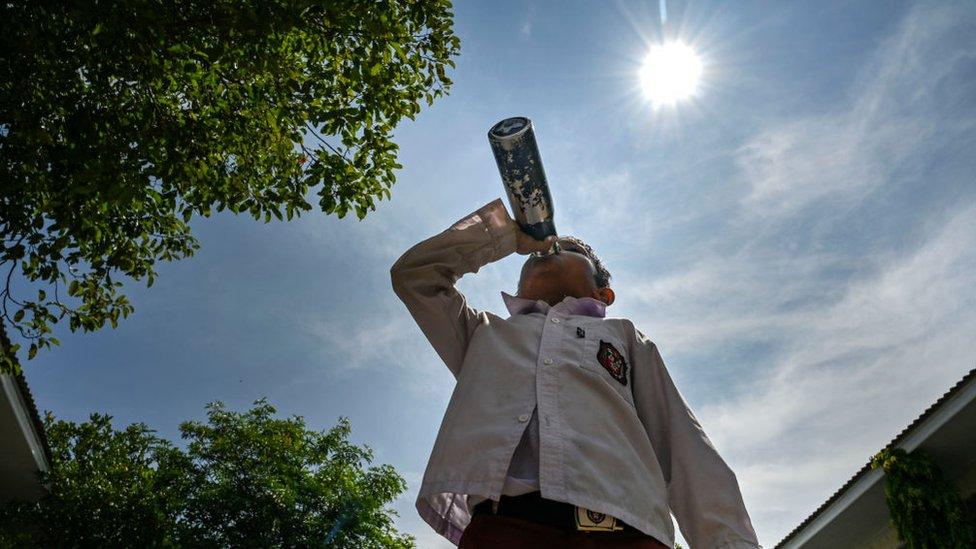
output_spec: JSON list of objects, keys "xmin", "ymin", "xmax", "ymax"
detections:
[{"xmin": 520, "ymin": 219, "xmax": 557, "ymax": 242}]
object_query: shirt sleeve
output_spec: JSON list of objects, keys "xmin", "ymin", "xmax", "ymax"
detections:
[
  {"xmin": 630, "ymin": 326, "xmax": 760, "ymax": 549},
  {"xmin": 390, "ymin": 198, "xmax": 518, "ymax": 379}
]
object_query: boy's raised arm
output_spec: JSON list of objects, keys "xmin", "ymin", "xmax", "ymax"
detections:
[
  {"xmin": 630, "ymin": 327, "xmax": 760, "ymax": 549},
  {"xmin": 390, "ymin": 198, "xmax": 517, "ymax": 379}
]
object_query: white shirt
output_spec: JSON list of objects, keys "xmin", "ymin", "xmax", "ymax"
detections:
[{"xmin": 390, "ymin": 198, "xmax": 760, "ymax": 548}]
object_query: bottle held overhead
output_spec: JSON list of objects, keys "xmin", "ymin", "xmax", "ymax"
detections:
[{"xmin": 487, "ymin": 116, "xmax": 560, "ymax": 256}]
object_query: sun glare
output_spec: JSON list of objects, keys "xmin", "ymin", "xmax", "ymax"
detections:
[{"xmin": 640, "ymin": 42, "xmax": 703, "ymax": 107}]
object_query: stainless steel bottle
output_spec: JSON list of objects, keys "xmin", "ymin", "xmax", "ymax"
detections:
[{"xmin": 487, "ymin": 116, "xmax": 560, "ymax": 256}]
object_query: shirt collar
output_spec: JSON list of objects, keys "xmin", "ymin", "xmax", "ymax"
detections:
[{"xmin": 501, "ymin": 291, "xmax": 607, "ymax": 318}]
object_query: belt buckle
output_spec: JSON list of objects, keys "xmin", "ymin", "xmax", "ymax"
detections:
[{"xmin": 574, "ymin": 506, "xmax": 624, "ymax": 532}]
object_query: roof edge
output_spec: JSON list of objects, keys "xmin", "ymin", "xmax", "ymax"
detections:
[
  {"xmin": 0, "ymin": 323, "xmax": 53, "ymax": 468},
  {"xmin": 775, "ymin": 365, "xmax": 976, "ymax": 548}
]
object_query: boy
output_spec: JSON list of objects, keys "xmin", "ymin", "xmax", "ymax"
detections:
[{"xmin": 391, "ymin": 198, "xmax": 759, "ymax": 548}]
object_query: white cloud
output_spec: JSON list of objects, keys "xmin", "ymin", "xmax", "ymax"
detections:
[
  {"xmin": 296, "ymin": 308, "xmax": 452, "ymax": 397},
  {"xmin": 520, "ymin": 3, "xmax": 536, "ymax": 39},
  {"xmin": 304, "ymin": 314, "xmax": 413, "ymax": 369}
]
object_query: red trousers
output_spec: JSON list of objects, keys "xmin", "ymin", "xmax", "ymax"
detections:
[{"xmin": 458, "ymin": 513, "xmax": 670, "ymax": 549}]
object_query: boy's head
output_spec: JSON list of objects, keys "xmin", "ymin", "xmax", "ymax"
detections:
[{"xmin": 517, "ymin": 235, "xmax": 615, "ymax": 307}]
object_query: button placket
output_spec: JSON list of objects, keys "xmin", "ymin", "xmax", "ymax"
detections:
[
  {"xmin": 536, "ymin": 310, "xmax": 559, "ymax": 486},
  {"xmin": 537, "ymin": 309, "xmax": 566, "ymax": 493}
]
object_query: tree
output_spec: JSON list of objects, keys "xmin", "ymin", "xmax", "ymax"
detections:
[
  {"xmin": 0, "ymin": 399, "xmax": 414, "ymax": 548},
  {"xmin": 177, "ymin": 400, "xmax": 412, "ymax": 547},
  {"xmin": 0, "ymin": 0, "xmax": 460, "ymax": 371},
  {"xmin": 0, "ymin": 412, "xmax": 189, "ymax": 547}
]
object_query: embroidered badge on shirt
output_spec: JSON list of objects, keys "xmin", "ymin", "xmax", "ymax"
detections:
[
  {"xmin": 576, "ymin": 327, "xmax": 585, "ymax": 338},
  {"xmin": 597, "ymin": 340, "xmax": 628, "ymax": 386}
]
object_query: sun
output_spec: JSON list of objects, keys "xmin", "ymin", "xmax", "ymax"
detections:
[{"xmin": 639, "ymin": 42, "xmax": 703, "ymax": 107}]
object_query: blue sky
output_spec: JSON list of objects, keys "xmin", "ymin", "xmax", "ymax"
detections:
[{"xmin": 17, "ymin": 0, "xmax": 976, "ymax": 546}]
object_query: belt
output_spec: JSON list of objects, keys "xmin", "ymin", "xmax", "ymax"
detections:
[{"xmin": 472, "ymin": 491, "xmax": 645, "ymax": 535}]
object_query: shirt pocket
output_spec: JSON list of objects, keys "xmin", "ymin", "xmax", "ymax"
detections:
[{"xmin": 574, "ymin": 326, "xmax": 635, "ymax": 408}]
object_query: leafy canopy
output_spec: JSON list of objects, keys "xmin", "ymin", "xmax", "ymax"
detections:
[
  {"xmin": 0, "ymin": 399, "xmax": 414, "ymax": 548},
  {"xmin": 0, "ymin": 0, "xmax": 460, "ymax": 371}
]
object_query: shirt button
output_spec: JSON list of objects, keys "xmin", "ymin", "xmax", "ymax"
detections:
[
  {"xmin": 518, "ymin": 414, "xmax": 530, "ymax": 422},
  {"xmin": 543, "ymin": 358, "xmax": 553, "ymax": 365},
  {"xmin": 551, "ymin": 318, "xmax": 561, "ymax": 323}
]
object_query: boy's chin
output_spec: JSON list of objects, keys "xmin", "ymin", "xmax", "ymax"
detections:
[
  {"xmin": 541, "ymin": 295, "xmax": 568, "ymax": 306},
  {"xmin": 521, "ymin": 289, "xmax": 571, "ymax": 306}
]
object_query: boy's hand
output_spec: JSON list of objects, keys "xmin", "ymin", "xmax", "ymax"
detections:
[
  {"xmin": 516, "ymin": 230, "xmax": 557, "ymax": 255},
  {"xmin": 499, "ymin": 200, "xmax": 557, "ymax": 255}
]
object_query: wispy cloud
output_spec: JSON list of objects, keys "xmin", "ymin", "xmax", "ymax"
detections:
[
  {"xmin": 703, "ymin": 202, "xmax": 976, "ymax": 445},
  {"xmin": 296, "ymin": 310, "xmax": 453, "ymax": 397},
  {"xmin": 736, "ymin": 3, "xmax": 972, "ymax": 219},
  {"xmin": 520, "ymin": 3, "xmax": 536, "ymax": 39}
]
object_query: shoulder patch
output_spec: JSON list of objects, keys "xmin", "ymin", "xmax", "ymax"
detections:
[{"xmin": 597, "ymin": 340, "xmax": 628, "ymax": 386}]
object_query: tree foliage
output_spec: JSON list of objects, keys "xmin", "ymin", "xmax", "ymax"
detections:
[
  {"xmin": 0, "ymin": 399, "xmax": 414, "ymax": 548},
  {"xmin": 0, "ymin": 0, "xmax": 460, "ymax": 370},
  {"xmin": 870, "ymin": 447, "xmax": 975, "ymax": 548}
]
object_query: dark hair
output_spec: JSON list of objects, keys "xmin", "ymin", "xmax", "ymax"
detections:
[{"xmin": 558, "ymin": 235, "xmax": 612, "ymax": 289}]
